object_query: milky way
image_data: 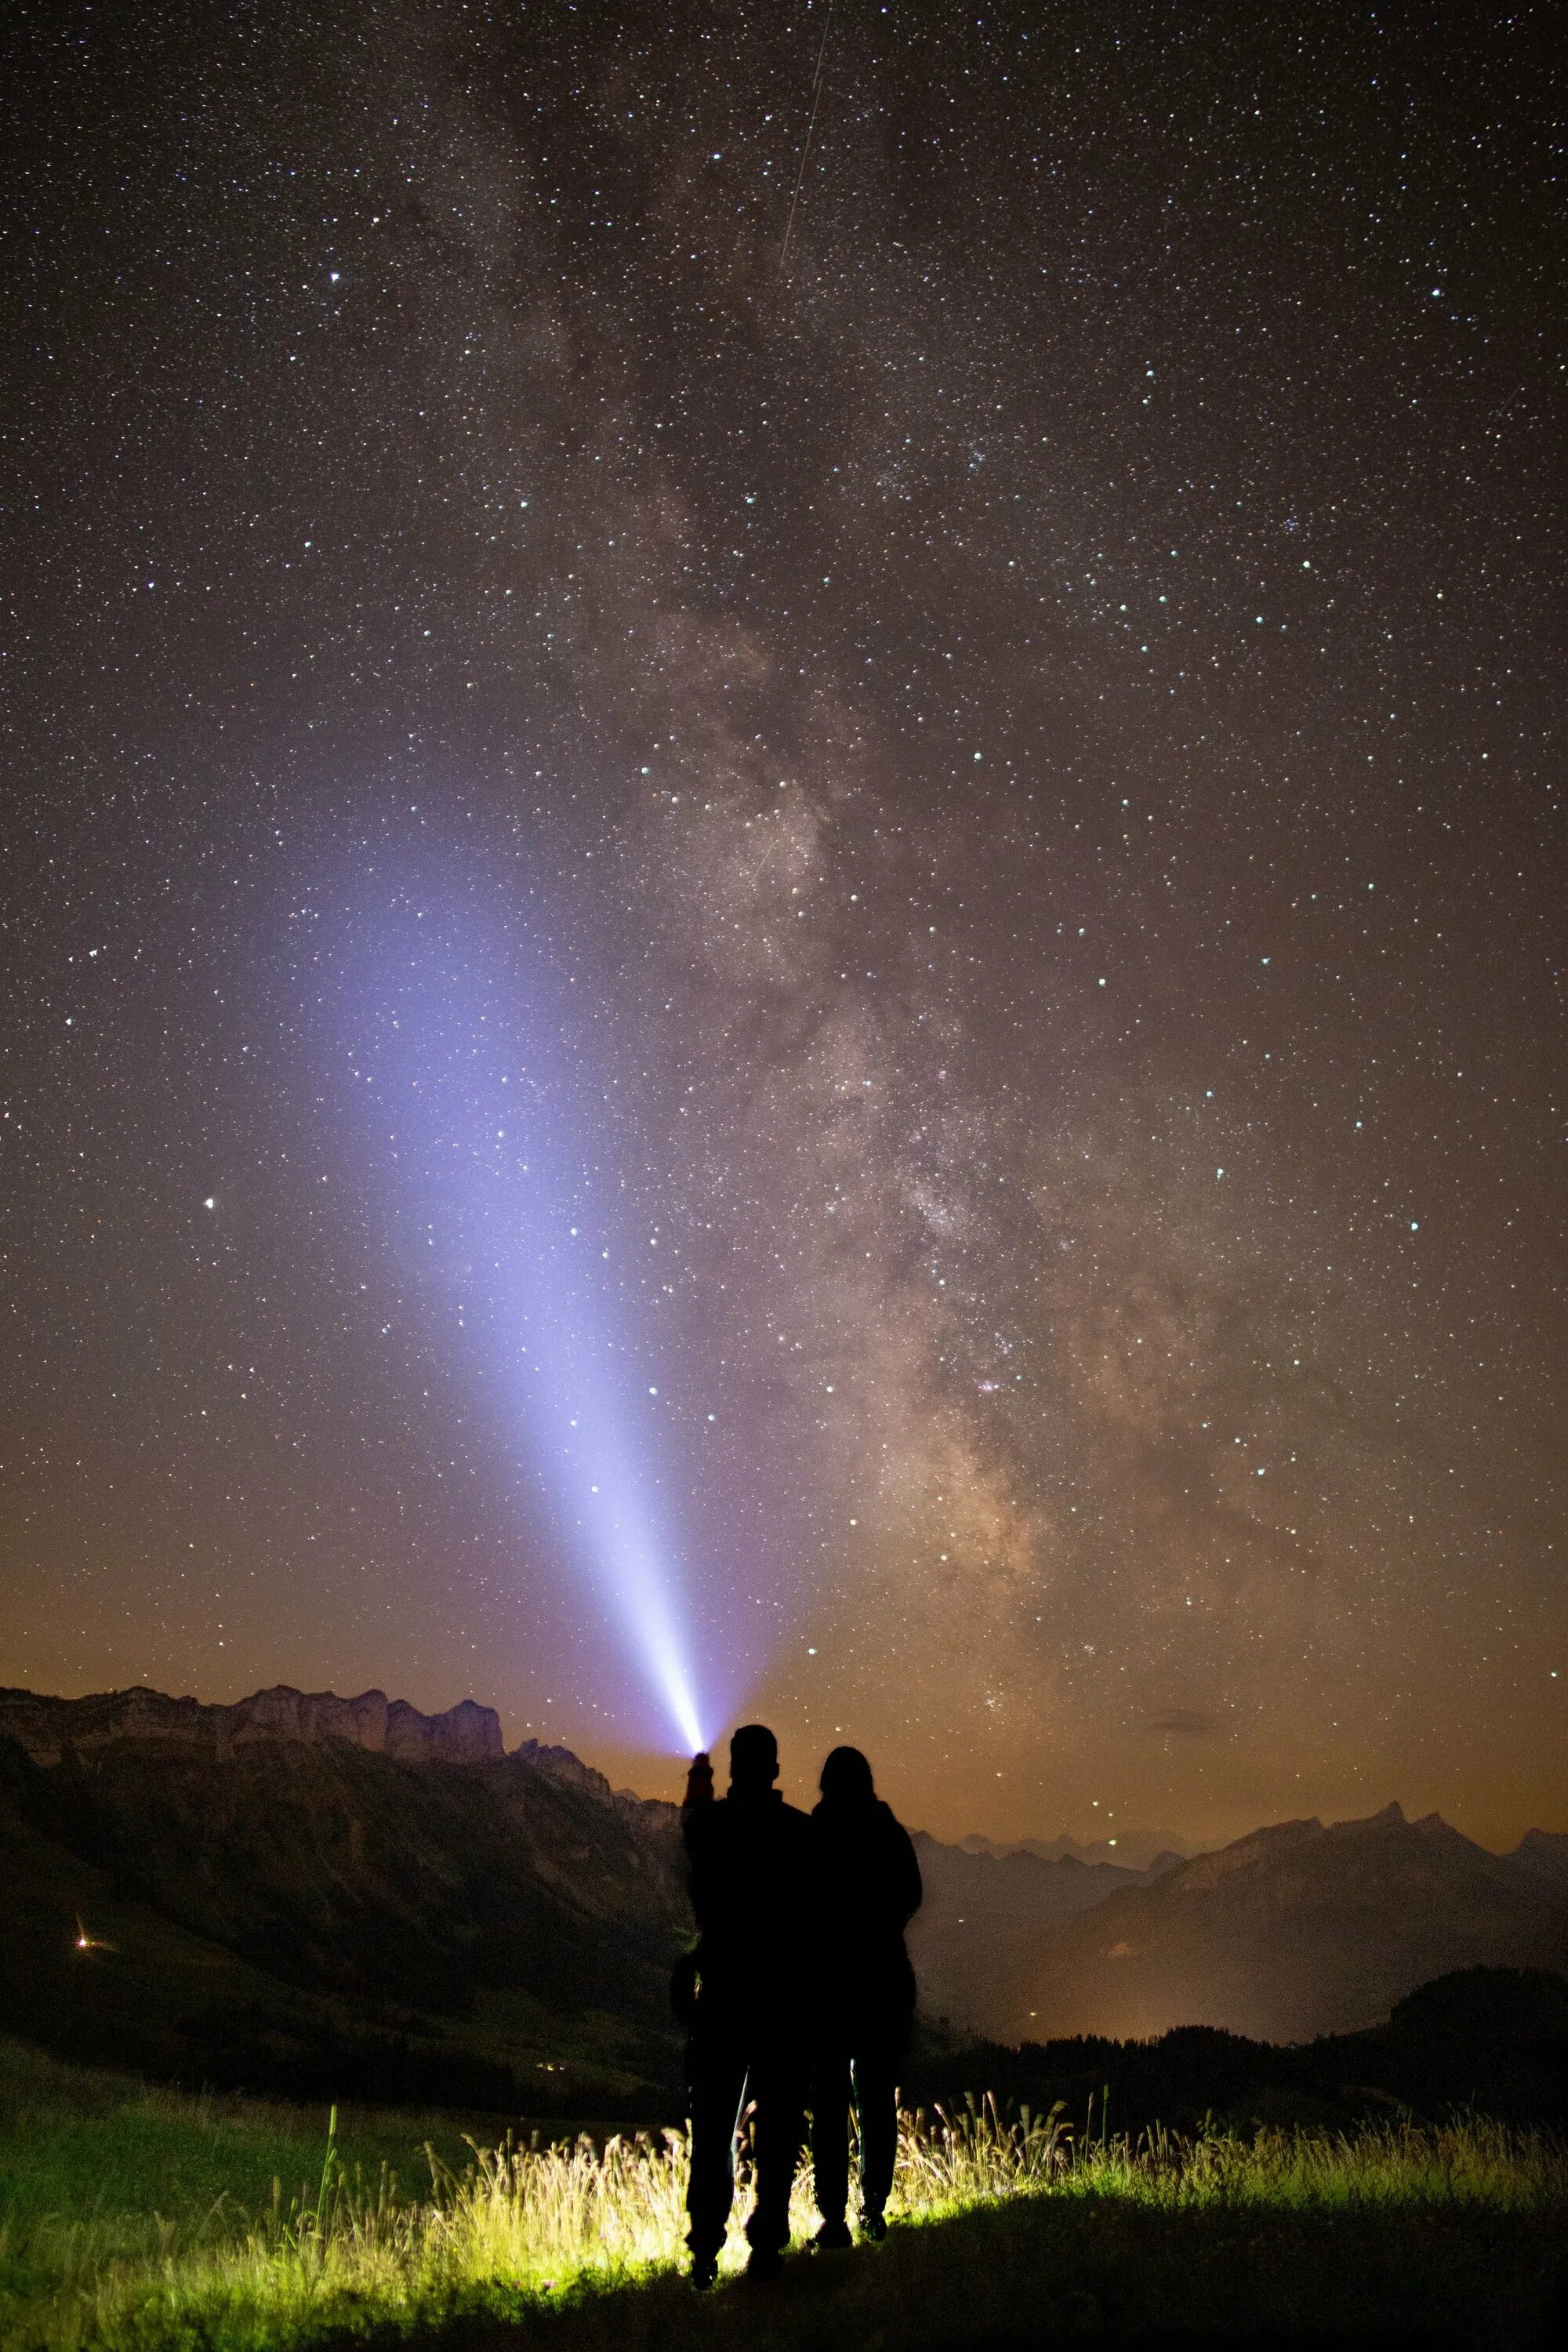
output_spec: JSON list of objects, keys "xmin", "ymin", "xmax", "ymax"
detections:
[{"xmin": 3, "ymin": 1, "xmax": 1563, "ymax": 1846}]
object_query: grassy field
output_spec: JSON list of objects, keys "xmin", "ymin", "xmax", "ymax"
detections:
[{"xmin": 2, "ymin": 2036, "xmax": 1564, "ymax": 2352}]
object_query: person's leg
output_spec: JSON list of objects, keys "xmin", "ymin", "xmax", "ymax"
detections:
[
  {"xmin": 746, "ymin": 2046, "xmax": 808, "ymax": 2255},
  {"xmin": 853, "ymin": 2044, "xmax": 901, "ymax": 2228},
  {"xmin": 810, "ymin": 2049, "xmax": 851, "ymax": 2226},
  {"xmin": 686, "ymin": 2035, "xmax": 749, "ymax": 2266}
]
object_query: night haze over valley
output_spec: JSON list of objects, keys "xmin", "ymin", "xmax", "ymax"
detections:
[{"xmin": 3, "ymin": 0, "xmax": 1563, "ymax": 1856}]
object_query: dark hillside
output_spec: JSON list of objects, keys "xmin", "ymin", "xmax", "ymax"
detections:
[{"xmin": 0, "ymin": 1711, "xmax": 688, "ymax": 2115}]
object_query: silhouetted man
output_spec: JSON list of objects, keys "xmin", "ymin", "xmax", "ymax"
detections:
[
  {"xmin": 680, "ymin": 1723, "xmax": 815, "ymax": 2285},
  {"xmin": 808, "ymin": 1744, "xmax": 923, "ymax": 2245}
]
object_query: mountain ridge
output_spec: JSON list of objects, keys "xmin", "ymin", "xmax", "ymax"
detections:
[
  {"xmin": 5, "ymin": 1685, "xmax": 1559, "ymax": 1868},
  {"xmin": 4, "ymin": 1682, "xmax": 1565, "ymax": 2071}
]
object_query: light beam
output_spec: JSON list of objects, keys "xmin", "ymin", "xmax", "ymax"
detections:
[{"xmin": 328, "ymin": 887, "xmax": 706, "ymax": 1754}]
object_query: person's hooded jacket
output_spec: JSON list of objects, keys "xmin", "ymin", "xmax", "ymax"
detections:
[{"xmin": 811, "ymin": 1748, "xmax": 922, "ymax": 2038}]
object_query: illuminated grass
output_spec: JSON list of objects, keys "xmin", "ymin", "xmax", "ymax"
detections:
[{"xmin": 3, "ymin": 2067, "xmax": 1564, "ymax": 2352}]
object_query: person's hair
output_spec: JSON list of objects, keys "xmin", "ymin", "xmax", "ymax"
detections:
[
  {"xmin": 728, "ymin": 1722, "xmax": 779, "ymax": 1784},
  {"xmin": 819, "ymin": 1744, "xmax": 876, "ymax": 1802}
]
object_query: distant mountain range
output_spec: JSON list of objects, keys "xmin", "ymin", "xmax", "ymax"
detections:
[
  {"xmin": 958, "ymin": 1828, "xmax": 1195, "ymax": 1872},
  {"xmin": 909, "ymin": 1834, "xmax": 1185, "ymax": 2032},
  {"xmin": 2, "ymin": 1683, "xmax": 1565, "ymax": 2110},
  {"xmin": 917, "ymin": 1802, "xmax": 1568, "ymax": 2042}
]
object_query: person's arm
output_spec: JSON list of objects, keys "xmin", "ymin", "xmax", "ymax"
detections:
[
  {"xmin": 681, "ymin": 1758, "xmax": 722, "ymax": 1929},
  {"xmin": 681, "ymin": 1751, "xmax": 715, "ymax": 1867}
]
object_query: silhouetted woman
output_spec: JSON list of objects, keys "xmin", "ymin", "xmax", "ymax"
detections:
[{"xmin": 809, "ymin": 1744, "xmax": 923, "ymax": 2245}]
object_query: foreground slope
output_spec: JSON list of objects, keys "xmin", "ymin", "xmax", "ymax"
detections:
[{"xmin": 3, "ymin": 2034, "xmax": 1565, "ymax": 2352}]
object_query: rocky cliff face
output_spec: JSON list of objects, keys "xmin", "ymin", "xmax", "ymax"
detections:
[
  {"xmin": 513, "ymin": 1737, "xmax": 681, "ymax": 1843},
  {"xmin": 0, "ymin": 1683, "xmax": 504, "ymax": 1766}
]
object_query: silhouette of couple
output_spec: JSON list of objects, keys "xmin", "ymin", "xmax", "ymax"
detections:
[{"xmin": 677, "ymin": 1723, "xmax": 923, "ymax": 2287}]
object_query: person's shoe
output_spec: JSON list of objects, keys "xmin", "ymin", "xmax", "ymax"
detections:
[
  {"xmin": 743, "ymin": 2245, "xmax": 786, "ymax": 2282},
  {"xmin": 812, "ymin": 2219, "xmax": 853, "ymax": 2252},
  {"xmin": 859, "ymin": 2210, "xmax": 888, "ymax": 2242},
  {"xmin": 687, "ymin": 2251, "xmax": 719, "ymax": 2291}
]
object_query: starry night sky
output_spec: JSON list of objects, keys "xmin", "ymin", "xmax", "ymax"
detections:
[{"xmin": 4, "ymin": 0, "xmax": 1563, "ymax": 1848}]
